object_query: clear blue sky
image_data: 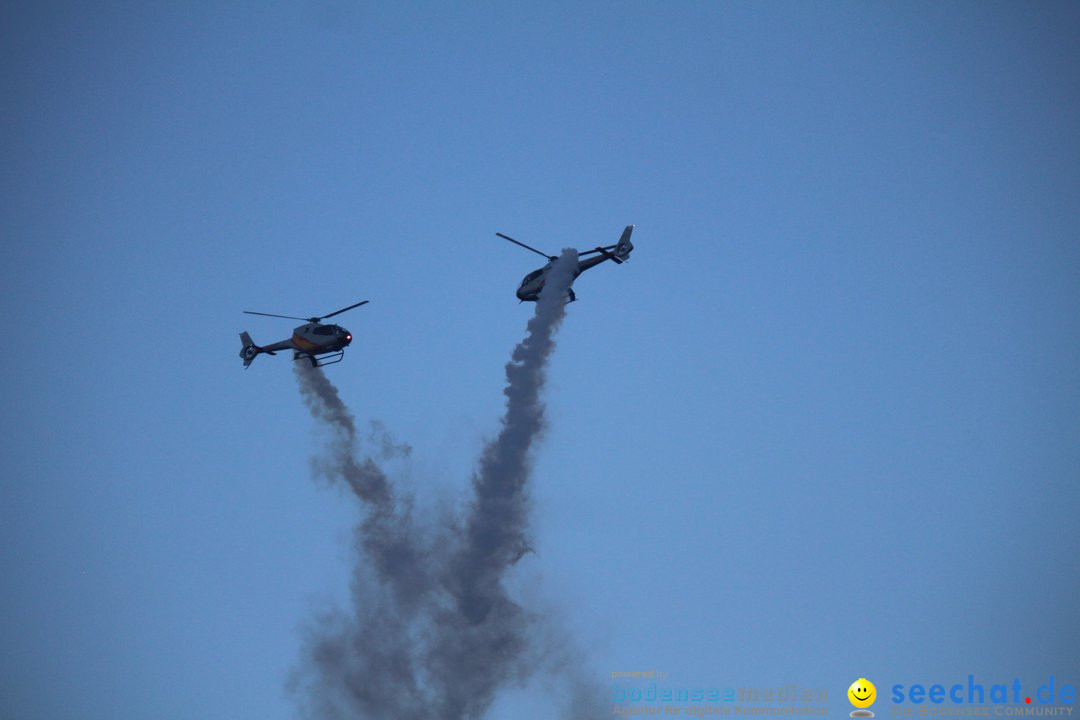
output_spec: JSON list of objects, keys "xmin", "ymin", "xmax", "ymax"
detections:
[{"xmin": 2, "ymin": 2, "xmax": 1078, "ymax": 719}]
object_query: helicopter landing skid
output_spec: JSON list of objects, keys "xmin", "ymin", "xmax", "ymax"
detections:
[{"xmin": 294, "ymin": 350, "xmax": 345, "ymax": 368}]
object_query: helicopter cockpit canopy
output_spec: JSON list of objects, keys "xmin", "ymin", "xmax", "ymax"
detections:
[
  {"xmin": 311, "ymin": 324, "xmax": 351, "ymax": 341},
  {"xmin": 520, "ymin": 268, "xmax": 545, "ymax": 287}
]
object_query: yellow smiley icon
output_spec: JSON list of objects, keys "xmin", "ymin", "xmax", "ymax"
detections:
[{"xmin": 848, "ymin": 678, "xmax": 876, "ymax": 709}]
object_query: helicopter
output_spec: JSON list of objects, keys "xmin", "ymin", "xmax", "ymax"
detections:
[
  {"xmin": 497, "ymin": 225, "xmax": 634, "ymax": 302},
  {"xmin": 238, "ymin": 300, "xmax": 368, "ymax": 368}
]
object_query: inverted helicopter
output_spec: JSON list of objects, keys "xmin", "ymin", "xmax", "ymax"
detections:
[
  {"xmin": 238, "ymin": 300, "xmax": 368, "ymax": 368},
  {"xmin": 497, "ymin": 225, "xmax": 634, "ymax": 302}
]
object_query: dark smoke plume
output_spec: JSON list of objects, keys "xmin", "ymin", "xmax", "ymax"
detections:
[{"xmin": 291, "ymin": 250, "xmax": 601, "ymax": 719}]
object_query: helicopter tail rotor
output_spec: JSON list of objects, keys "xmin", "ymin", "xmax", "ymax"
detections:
[
  {"xmin": 239, "ymin": 331, "xmax": 275, "ymax": 368},
  {"xmin": 613, "ymin": 224, "xmax": 634, "ymax": 262}
]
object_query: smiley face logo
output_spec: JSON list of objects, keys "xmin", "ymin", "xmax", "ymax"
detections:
[{"xmin": 848, "ymin": 678, "xmax": 876, "ymax": 709}]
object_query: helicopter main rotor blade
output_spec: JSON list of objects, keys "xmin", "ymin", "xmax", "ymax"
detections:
[
  {"xmin": 319, "ymin": 300, "xmax": 370, "ymax": 320},
  {"xmin": 243, "ymin": 310, "xmax": 312, "ymax": 321},
  {"xmin": 496, "ymin": 232, "xmax": 556, "ymax": 260}
]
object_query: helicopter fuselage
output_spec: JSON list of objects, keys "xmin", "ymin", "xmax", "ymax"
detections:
[
  {"xmin": 288, "ymin": 322, "xmax": 353, "ymax": 355},
  {"xmin": 515, "ymin": 254, "xmax": 610, "ymax": 302},
  {"xmin": 239, "ymin": 323, "xmax": 353, "ymax": 368}
]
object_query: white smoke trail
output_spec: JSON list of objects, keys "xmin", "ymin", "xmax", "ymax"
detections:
[{"xmin": 291, "ymin": 250, "xmax": 599, "ymax": 719}]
